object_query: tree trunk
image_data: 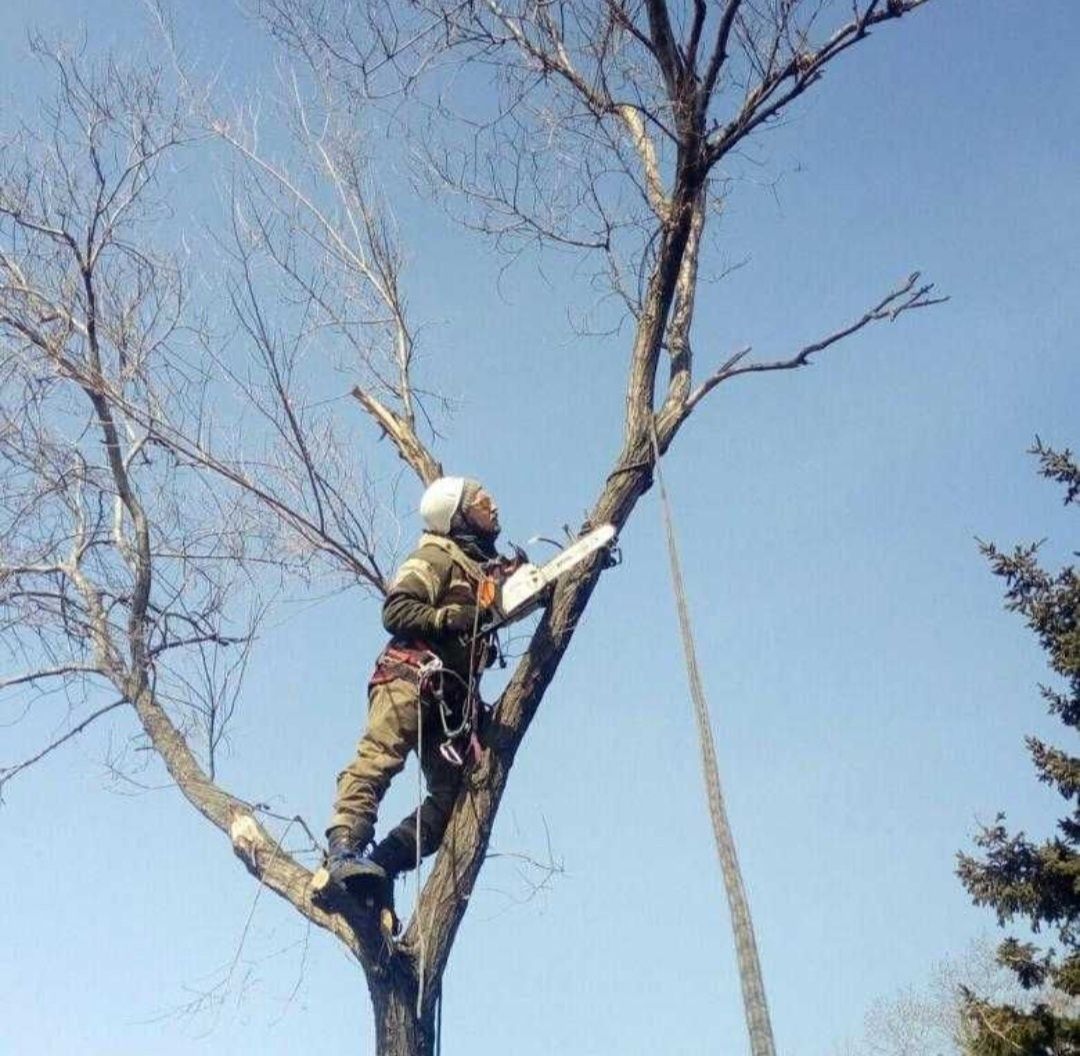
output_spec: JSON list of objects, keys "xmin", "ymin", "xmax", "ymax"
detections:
[{"xmin": 370, "ymin": 971, "xmax": 438, "ymax": 1056}]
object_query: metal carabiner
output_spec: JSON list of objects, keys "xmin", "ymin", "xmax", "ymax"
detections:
[{"xmin": 438, "ymin": 739, "xmax": 465, "ymax": 767}]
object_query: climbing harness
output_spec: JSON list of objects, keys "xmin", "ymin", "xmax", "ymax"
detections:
[
  {"xmin": 369, "ymin": 642, "xmax": 487, "ymax": 767},
  {"xmin": 648, "ymin": 422, "xmax": 777, "ymax": 1056}
]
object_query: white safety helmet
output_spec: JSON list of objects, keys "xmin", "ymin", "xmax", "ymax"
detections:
[{"xmin": 419, "ymin": 476, "xmax": 476, "ymax": 534}]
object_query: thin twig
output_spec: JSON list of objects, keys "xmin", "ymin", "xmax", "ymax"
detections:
[{"xmin": 0, "ymin": 698, "xmax": 126, "ymax": 796}]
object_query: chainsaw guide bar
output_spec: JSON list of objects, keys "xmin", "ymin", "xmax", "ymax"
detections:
[{"xmin": 491, "ymin": 523, "xmax": 617, "ymax": 627}]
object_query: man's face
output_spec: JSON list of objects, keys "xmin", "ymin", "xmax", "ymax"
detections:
[{"xmin": 466, "ymin": 488, "xmax": 500, "ymax": 536}]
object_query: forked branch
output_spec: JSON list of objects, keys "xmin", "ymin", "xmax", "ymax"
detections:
[{"xmin": 707, "ymin": 1, "xmax": 933, "ymax": 167}]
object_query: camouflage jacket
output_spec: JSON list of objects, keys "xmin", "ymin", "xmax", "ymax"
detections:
[{"xmin": 381, "ymin": 532, "xmax": 493, "ymax": 683}]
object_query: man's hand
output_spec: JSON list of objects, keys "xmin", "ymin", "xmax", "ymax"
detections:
[{"xmin": 435, "ymin": 603, "xmax": 479, "ymax": 634}]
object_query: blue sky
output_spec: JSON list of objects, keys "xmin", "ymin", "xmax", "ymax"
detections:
[{"xmin": 1, "ymin": 1, "xmax": 1079, "ymax": 1054}]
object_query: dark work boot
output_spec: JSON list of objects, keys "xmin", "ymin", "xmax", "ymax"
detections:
[{"xmin": 326, "ymin": 826, "xmax": 387, "ymax": 891}]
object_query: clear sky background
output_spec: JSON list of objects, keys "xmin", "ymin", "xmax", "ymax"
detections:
[{"xmin": 1, "ymin": 1, "xmax": 1078, "ymax": 1054}]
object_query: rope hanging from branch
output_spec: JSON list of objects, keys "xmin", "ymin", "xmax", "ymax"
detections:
[{"xmin": 649, "ymin": 423, "xmax": 777, "ymax": 1056}]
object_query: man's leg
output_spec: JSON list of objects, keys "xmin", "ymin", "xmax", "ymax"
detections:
[
  {"xmin": 369, "ymin": 715, "xmax": 463, "ymax": 877},
  {"xmin": 327, "ymin": 678, "xmax": 418, "ymax": 884}
]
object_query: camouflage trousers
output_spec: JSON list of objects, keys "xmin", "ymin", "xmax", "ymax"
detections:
[{"xmin": 328, "ymin": 677, "xmax": 461, "ymax": 870}]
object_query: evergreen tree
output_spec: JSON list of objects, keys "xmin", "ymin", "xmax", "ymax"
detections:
[{"xmin": 957, "ymin": 441, "xmax": 1080, "ymax": 1054}]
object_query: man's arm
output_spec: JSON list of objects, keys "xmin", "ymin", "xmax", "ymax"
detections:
[{"xmin": 382, "ymin": 547, "xmax": 476, "ymax": 638}]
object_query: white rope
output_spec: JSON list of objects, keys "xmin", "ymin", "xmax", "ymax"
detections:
[
  {"xmin": 649, "ymin": 422, "xmax": 777, "ymax": 1056},
  {"xmin": 415, "ymin": 678, "xmax": 426, "ymax": 1018}
]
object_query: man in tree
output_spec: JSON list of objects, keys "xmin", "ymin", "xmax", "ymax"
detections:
[{"xmin": 326, "ymin": 476, "xmax": 503, "ymax": 893}]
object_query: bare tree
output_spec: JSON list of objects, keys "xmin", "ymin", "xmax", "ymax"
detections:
[
  {"xmin": 838, "ymin": 938, "xmax": 1080, "ymax": 1056},
  {"xmin": 2, "ymin": 3, "xmax": 943, "ymax": 1054},
  {"xmin": 0, "ymin": 25, "xmax": 405, "ymax": 997}
]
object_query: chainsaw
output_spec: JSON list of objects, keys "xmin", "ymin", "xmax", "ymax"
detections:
[{"xmin": 477, "ymin": 523, "xmax": 618, "ymax": 634}]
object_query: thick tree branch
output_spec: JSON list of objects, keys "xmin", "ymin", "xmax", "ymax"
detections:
[
  {"xmin": 616, "ymin": 105, "xmax": 671, "ymax": 220},
  {"xmin": 656, "ymin": 195, "xmax": 706, "ymax": 434},
  {"xmin": 644, "ymin": 0, "xmax": 683, "ymax": 100},
  {"xmin": 125, "ymin": 680, "xmax": 384, "ymax": 967}
]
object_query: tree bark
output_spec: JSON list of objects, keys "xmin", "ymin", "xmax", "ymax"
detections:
[{"xmin": 369, "ymin": 971, "xmax": 437, "ymax": 1056}]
